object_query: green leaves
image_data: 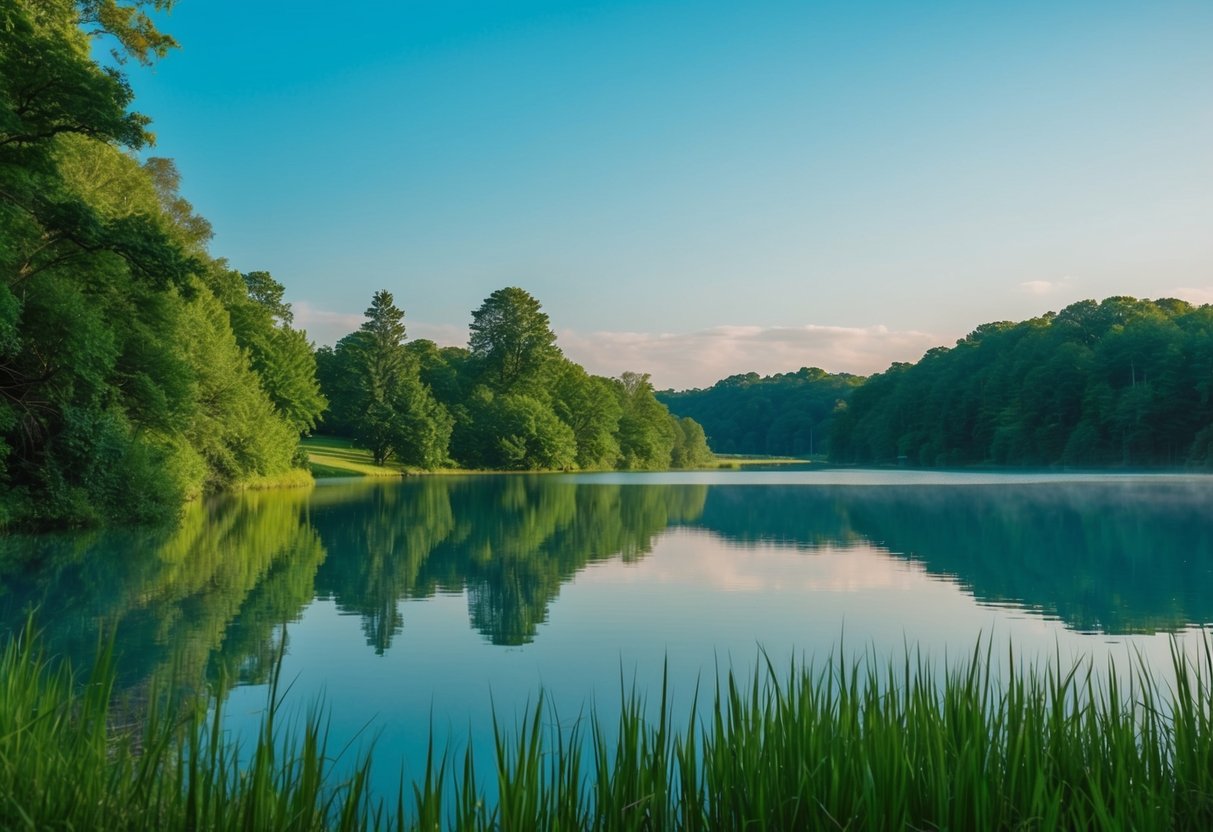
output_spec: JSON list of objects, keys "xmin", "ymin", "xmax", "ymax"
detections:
[
  {"xmin": 469, "ymin": 287, "xmax": 561, "ymax": 394},
  {"xmin": 833, "ymin": 296, "xmax": 1213, "ymax": 468},
  {"xmin": 319, "ymin": 287, "xmax": 712, "ymax": 473},
  {"xmin": 0, "ymin": 5, "xmax": 150, "ymax": 153},
  {"xmin": 325, "ymin": 291, "xmax": 454, "ymax": 468}
]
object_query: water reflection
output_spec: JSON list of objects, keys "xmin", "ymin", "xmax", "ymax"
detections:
[
  {"xmin": 0, "ymin": 487, "xmax": 322, "ymax": 692},
  {"xmin": 310, "ymin": 478, "xmax": 707, "ymax": 649},
  {"xmin": 691, "ymin": 482, "xmax": 1213, "ymax": 633},
  {"xmin": 1, "ymin": 474, "xmax": 1211, "ymax": 694}
]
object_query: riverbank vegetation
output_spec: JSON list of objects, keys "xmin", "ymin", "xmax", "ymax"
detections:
[
  {"xmin": 7, "ymin": 622, "xmax": 1213, "ymax": 830},
  {"xmin": 0, "ymin": 1, "xmax": 325, "ymax": 528},
  {"xmin": 315, "ymin": 287, "xmax": 713, "ymax": 473},
  {"xmin": 303, "ymin": 436, "xmax": 409, "ymax": 478}
]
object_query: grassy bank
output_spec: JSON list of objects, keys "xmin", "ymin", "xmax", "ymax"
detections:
[
  {"xmin": 302, "ymin": 436, "xmax": 408, "ymax": 478},
  {"xmin": 302, "ymin": 435, "xmax": 739, "ymax": 477},
  {"xmin": 711, "ymin": 453, "xmax": 820, "ymax": 468},
  {"xmin": 6, "ymin": 629, "xmax": 1213, "ymax": 831}
]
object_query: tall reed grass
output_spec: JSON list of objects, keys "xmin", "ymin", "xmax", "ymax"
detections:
[{"xmin": 4, "ymin": 623, "xmax": 1213, "ymax": 830}]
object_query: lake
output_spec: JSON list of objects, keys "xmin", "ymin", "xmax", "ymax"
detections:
[{"xmin": 3, "ymin": 469, "xmax": 1213, "ymax": 793}]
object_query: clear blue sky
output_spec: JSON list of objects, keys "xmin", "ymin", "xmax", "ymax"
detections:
[{"xmin": 126, "ymin": 0, "xmax": 1213, "ymax": 388}]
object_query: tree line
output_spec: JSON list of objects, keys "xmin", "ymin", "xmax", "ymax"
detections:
[
  {"xmin": 1, "ymin": 0, "xmax": 325, "ymax": 527},
  {"xmin": 314, "ymin": 287, "xmax": 713, "ymax": 471},
  {"xmin": 831, "ymin": 297, "xmax": 1213, "ymax": 468},
  {"xmin": 660, "ymin": 297, "xmax": 1213, "ymax": 469},
  {"xmin": 657, "ymin": 367, "xmax": 862, "ymax": 456}
]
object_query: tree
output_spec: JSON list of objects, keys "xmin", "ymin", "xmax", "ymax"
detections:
[
  {"xmin": 552, "ymin": 361, "xmax": 621, "ymax": 468},
  {"xmin": 670, "ymin": 416, "xmax": 712, "ymax": 467},
  {"xmin": 468, "ymin": 287, "xmax": 561, "ymax": 393},
  {"xmin": 336, "ymin": 290, "xmax": 452, "ymax": 467},
  {"xmin": 615, "ymin": 372, "xmax": 677, "ymax": 469},
  {"xmin": 658, "ymin": 367, "xmax": 862, "ymax": 457},
  {"xmin": 350, "ymin": 291, "xmax": 411, "ymax": 465},
  {"xmin": 215, "ymin": 269, "xmax": 326, "ymax": 433}
]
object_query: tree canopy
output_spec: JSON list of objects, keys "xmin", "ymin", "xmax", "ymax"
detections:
[
  {"xmin": 468, "ymin": 286, "xmax": 562, "ymax": 394},
  {"xmin": 659, "ymin": 367, "xmax": 863, "ymax": 456},
  {"xmin": 830, "ymin": 297, "xmax": 1213, "ymax": 468},
  {"xmin": 0, "ymin": 0, "xmax": 324, "ymax": 527},
  {"xmin": 316, "ymin": 288, "xmax": 714, "ymax": 472}
]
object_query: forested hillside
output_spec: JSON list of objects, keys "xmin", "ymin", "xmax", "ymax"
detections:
[
  {"xmin": 0, "ymin": 0, "xmax": 324, "ymax": 527},
  {"xmin": 316, "ymin": 287, "xmax": 714, "ymax": 471},
  {"xmin": 658, "ymin": 368, "xmax": 863, "ymax": 456},
  {"xmin": 831, "ymin": 297, "xmax": 1213, "ymax": 468}
]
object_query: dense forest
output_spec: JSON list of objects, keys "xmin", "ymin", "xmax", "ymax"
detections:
[
  {"xmin": 0, "ymin": 0, "xmax": 326, "ymax": 527},
  {"xmin": 314, "ymin": 287, "xmax": 713, "ymax": 472},
  {"xmin": 658, "ymin": 367, "xmax": 862, "ymax": 456},
  {"xmin": 831, "ymin": 297, "xmax": 1213, "ymax": 468}
]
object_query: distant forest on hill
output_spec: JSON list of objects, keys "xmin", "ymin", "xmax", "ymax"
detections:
[
  {"xmin": 662, "ymin": 297, "xmax": 1213, "ymax": 469},
  {"xmin": 657, "ymin": 368, "xmax": 862, "ymax": 456}
]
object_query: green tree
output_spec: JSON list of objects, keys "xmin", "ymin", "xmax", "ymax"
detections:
[
  {"xmin": 350, "ymin": 291, "xmax": 411, "ymax": 465},
  {"xmin": 552, "ymin": 361, "xmax": 622, "ymax": 468},
  {"xmin": 670, "ymin": 415, "xmax": 713, "ymax": 467},
  {"xmin": 616, "ymin": 372, "xmax": 677, "ymax": 469},
  {"xmin": 468, "ymin": 287, "xmax": 561, "ymax": 393},
  {"xmin": 211, "ymin": 268, "xmax": 326, "ymax": 433},
  {"xmin": 339, "ymin": 291, "xmax": 451, "ymax": 467},
  {"xmin": 831, "ymin": 297, "xmax": 1213, "ymax": 469}
]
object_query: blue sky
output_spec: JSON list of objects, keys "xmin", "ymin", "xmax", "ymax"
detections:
[{"xmin": 125, "ymin": 0, "xmax": 1213, "ymax": 388}]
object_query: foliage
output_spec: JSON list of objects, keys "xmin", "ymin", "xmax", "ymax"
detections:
[
  {"xmin": 670, "ymin": 416, "xmax": 713, "ymax": 468},
  {"xmin": 210, "ymin": 268, "xmax": 327, "ymax": 433},
  {"xmin": 321, "ymin": 291, "xmax": 453, "ymax": 467},
  {"xmin": 468, "ymin": 286, "xmax": 561, "ymax": 394},
  {"xmin": 831, "ymin": 297, "xmax": 1213, "ymax": 468},
  {"xmin": 616, "ymin": 372, "xmax": 677, "ymax": 469},
  {"xmin": 659, "ymin": 366, "xmax": 864, "ymax": 456},
  {"xmin": 0, "ymin": 0, "xmax": 321, "ymax": 527},
  {"xmin": 318, "ymin": 289, "xmax": 711, "ymax": 472},
  {"xmin": 552, "ymin": 360, "xmax": 622, "ymax": 468}
]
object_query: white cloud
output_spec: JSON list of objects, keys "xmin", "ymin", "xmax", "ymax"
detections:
[
  {"xmin": 1018, "ymin": 276, "xmax": 1075, "ymax": 296},
  {"xmin": 293, "ymin": 303, "xmax": 939, "ymax": 390},
  {"xmin": 557, "ymin": 322, "xmax": 939, "ymax": 389}
]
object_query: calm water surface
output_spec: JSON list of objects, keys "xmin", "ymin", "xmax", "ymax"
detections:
[{"xmin": 3, "ymin": 469, "xmax": 1213, "ymax": 790}]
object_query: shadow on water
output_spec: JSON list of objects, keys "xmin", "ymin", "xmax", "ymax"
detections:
[{"xmin": 2, "ymin": 474, "xmax": 1213, "ymax": 694}]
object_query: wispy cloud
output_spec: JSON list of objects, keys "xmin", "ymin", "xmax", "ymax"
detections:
[
  {"xmin": 557, "ymin": 323, "xmax": 939, "ymax": 390},
  {"xmin": 1018, "ymin": 276, "xmax": 1075, "ymax": 296},
  {"xmin": 292, "ymin": 302, "xmax": 364, "ymax": 341},
  {"xmin": 294, "ymin": 302, "xmax": 938, "ymax": 390}
]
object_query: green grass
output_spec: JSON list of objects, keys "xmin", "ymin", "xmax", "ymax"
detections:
[
  {"xmin": 711, "ymin": 453, "xmax": 823, "ymax": 467},
  {"xmin": 7, "ymin": 624, "xmax": 1213, "ymax": 830},
  {"xmin": 302, "ymin": 436, "xmax": 407, "ymax": 478}
]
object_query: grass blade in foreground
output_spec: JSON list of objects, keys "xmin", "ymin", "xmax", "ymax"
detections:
[{"xmin": 4, "ymin": 623, "xmax": 1213, "ymax": 829}]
